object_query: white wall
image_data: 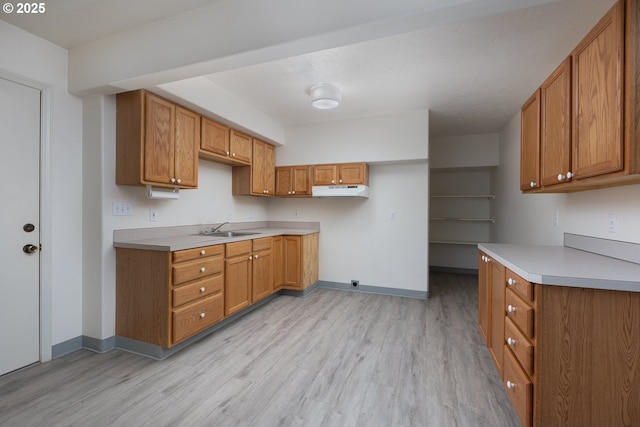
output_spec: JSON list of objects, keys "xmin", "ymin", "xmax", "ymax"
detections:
[
  {"xmin": 270, "ymin": 110, "xmax": 430, "ymax": 293},
  {"xmin": 494, "ymin": 111, "xmax": 640, "ymax": 246},
  {"xmin": 1, "ymin": 21, "xmax": 84, "ymax": 346}
]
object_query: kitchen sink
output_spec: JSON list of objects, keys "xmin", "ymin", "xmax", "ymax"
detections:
[{"xmin": 199, "ymin": 230, "xmax": 260, "ymax": 238}]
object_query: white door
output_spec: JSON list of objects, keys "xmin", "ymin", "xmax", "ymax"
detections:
[{"xmin": 0, "ymin": 77, "xmax": 41, "ymax": 376}]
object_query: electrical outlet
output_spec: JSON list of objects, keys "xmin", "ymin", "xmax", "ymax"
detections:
[
  {"xmin": 608, "ymin": 213, "xmax": 618, "ymax": 233},
  {"xmin": 351, "ymin": 280, "xmax": 359, "ymax": 288},
  {"xmin": 390, "ymin": 211, "xmax": 397, "ymax": 221},
  {"xmin": 149, "ymin": 209, "xmax": 158, "ymax": 222},
  {"xmin": 553, "ymin": 212, "xmax": 559, "ymax": 226}
]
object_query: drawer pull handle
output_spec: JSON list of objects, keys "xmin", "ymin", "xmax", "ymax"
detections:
[
  {"xmin": 200, "ymin": 287, "xmax": 206, "ymax": 293},
  {"xmin": 506, "ymin": 380, "xmax": 516, "ymax": 390},
  {"xmin": 507, "ymin": 304, "xmax": 516, "ymax": 313},
  {"xmin": 200, "ymin": 249, "xmax": 206, "ymax": 256},
  {"xmin": 507, "ymin": 278, "xmax": 517, "ymax": 286},
  {"xmin": 200, "ymin": 267, "xmax": 206, "ymax": 273},
  {"xmin": 507, "ymin": 337, "xmax": 516, "ymax": 346},
  {"xmin": 200, "ymin": 313, "xmax": 206, "ymax": 318}
]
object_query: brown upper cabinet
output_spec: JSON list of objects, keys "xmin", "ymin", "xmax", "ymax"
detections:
[
  {"xmin": 312, "ymin": 162, "xmax": 369, "ymax": 186},
  {"xmin": 275, "ymin": 166, "xmax": 312, "ymax": 197},
  {"xmin": 116, "ymin": 90, "xmax": 199, "ymax": 189},
  {"xmin": 521, "ymin": 0, "xmax": 640, "ymax": 192},
  {"xmin": 232, "ymin": 138, "xmax": 275, "ymax": 196}
]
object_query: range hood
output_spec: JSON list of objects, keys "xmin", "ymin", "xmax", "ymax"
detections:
[{"xmin": 312, "ymin": 185, "xmax": 370, "ymax": 198}]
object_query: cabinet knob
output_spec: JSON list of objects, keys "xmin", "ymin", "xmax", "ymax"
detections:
[
  {"xmin": 507, "ymin": 278, "xmax": 517, "ymax": 286},
  {"xmin": 200, "ymin": 312, "xmax": 206, "ymax": 318},
  {"xmin": 339, "ymin": 179, "xmax": 343, "ymax": 183},
  {"xmin": 529, "ymin": 181, "xmax": 536, "ymax": 188},
  {"xmin": 176, "ymin": 178, "xmax": 182, "ymax": 184},
  {"xmin": 249, "ymin": 255, "xmax": 252, "ymax": 260},
  {"xmin": 200, "ymin": 267, "xmax": 206, "ymax": 273},
  {"xmin": 331, "ymin": 180, "xmax": 335, "ymax": 184},
  {"xmin": 506, "ymin": 380, "xmax": 516, "ymax": 390},
  {"xmin": 557, "ymin": 173, "xmax": 566, "ymax": 181},
  {"xmin": 200, "ymin": 287, "xmax": 206, "ymax": 293},
  {"xmin": 254, "ymin": 254, "xmax": 259, "ymax": 259},
  {"xmin": 232, "ymin": 152, "xmax": 236, "ymax": 157},
  {"xmin": 200, "ymin": 249, "xmax": 206, "ymax": 256},
  {"xmin": 507, "ymin": 304, "xmax": 516, "ymax": 313},
  {"xmin": 292, "ymin": 191, "xmax": 295, "ymax": 194},
  {"xmin": 567, "ymin": 171, "xmax": 574, "ymax": 179},
  {"xmin": 170, "ymin": 177, "xmax": 177, "ymax": 183},
  {"xmin": 226, "ymin": 151, "xmax": 230, "ymax": 155},
  {"xmin": 507, "ymin": 337, "xmax": 516, "ymax": 346}
]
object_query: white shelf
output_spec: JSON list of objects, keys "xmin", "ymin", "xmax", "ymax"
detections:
[
  {"xmin": 430, "ymin": 195, "xmax": 495, "ymax": 199},
  {"xmin": 430, "ymin": 240, "xmax": 486, "ymax": 246},
  {"xmin": 430, "ymin": 217, "xmax": 495, "ymax": 223}
]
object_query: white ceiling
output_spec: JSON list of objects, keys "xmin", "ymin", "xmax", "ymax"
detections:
[{"xmin": 2, "ymin": 0, "xmax": 616, "ymax": 137}]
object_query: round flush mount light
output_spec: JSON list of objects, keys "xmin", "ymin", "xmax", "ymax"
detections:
[{"xmin": 309, "ymin": 83, "xmax": 341, "ymax": 110}]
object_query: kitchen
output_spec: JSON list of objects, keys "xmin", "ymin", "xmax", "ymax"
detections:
[{"xmin": 2, "ymin": 0, "xmax": 640, "ymax": 425}]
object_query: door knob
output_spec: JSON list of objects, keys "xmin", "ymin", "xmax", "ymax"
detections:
[{"xmin": 23, "ymin": 244, "xmax": 38, "ymax": 254}]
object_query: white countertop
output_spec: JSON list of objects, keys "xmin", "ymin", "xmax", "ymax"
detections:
[
  {"xmin": 113, "ymin": 224, "xmax": 319, "ymax": 252},
  {"xmin": 479, "ymin": 243, "xmax": 640, "ymax": 292}
]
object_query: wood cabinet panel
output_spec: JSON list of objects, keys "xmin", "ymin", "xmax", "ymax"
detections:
[
  {"xmin": 173, "ymin": 244, "xmax": 224, "ymax": 263},
  {"xmin": 172, "ymin": 274, "xmax": 223, "ymax": 308},
  {"xmin": 572, "ymin": 1, "xmax": 625, "ymax": 180},
  {"xmin": 229, "ymin": 130, "xmax": 252, "ymax": 164},
  {"xmin": 506, "ymin": 289, "xmax": 534, "ymax": 339},
  {"xmin": 520, "ymin": 91, "xmax": 541, "ymax": 191},
  {"xmin": 252, "ymin": 248, "xmax": 273, "ymax": 303},
  {"xmin": 225, "ymin": 252, "xmax": 251, "ymax": 316},
  {"xmin": 200, "ymin": 118, "xmax": 230, "ymax": 158},
  {"xmin": 172, "ymin": 293, "xmax": 223, "ymax": 344},
  {"xmin": 172, "ymin": 255, "xmax": 223, "ymax": 286},
  {"xmin": 478, "ymin": 252, "xmax": 490, "ymax": 345},
  {"xmin": 505, "ymin": 317, "xmax": 534, "ymax": 376},
  {"xmin": 505, "ymin": 268, "xmax": 535, "ymax": 304},
  {"xmin": 312, "ymin": 164, "xmax": 338, "ymax": 185},
  {"xmin": 503, "ymin": 346, "xmax": 533, "ymax": 427},
  {"xmin": 232, "ymin": 138, "xmax": 275, "ymax": 196},
  {"xmin": 276, "ymin": 166, "xmax": 311, "ymax": 196},
  {"xmin": 116, "ymin": 90, "xmax": 198, "ymax": 189},
  {"xmin": 272, "ymin": 236, "xmax": 283, "ymax": 291},
  {"xmin": 489, "ymin": 259, "xmax": 506, "ymax": 376},
  {"xmin": 339, "ymin": 163, "xmax": 368, "ymax": 185},
  {"xmin": 540, "ymin": 57, "xmax": 571, "ymax": 187}
]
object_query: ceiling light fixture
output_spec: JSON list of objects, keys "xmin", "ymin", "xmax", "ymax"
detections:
[{"xmin": 310, "ymin": 83, "xmax": 341, "ymax": 110}]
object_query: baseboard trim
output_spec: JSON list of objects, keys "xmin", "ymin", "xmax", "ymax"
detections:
[
  {"xmin": 51, "ymin": 336, "xmax": 83, "ymax": 358},
  {"xmin": 317, "ymin": 280, "xmax": 428, "ymax": 299},
  {"xmin": 51, "ymin": 335, "xmax": 117, "ymax": 358},
  {"xmin": 278, "ymin": 281, "xmax": 321, "ymax": 297}
]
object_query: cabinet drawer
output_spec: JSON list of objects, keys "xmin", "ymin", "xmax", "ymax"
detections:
[
  {"xmin": 172, "ymin": 274, "xmax": 223, "ymax": 308},
  {"xmin": 226, "ymin": 240, "xmax": 252, "ymax": 258},
  {"xmin": 506, "ymin": 288, "xmax": 535, "ymax": 339},
  {"xmin": 505, "ymin": 268, "xmax": 534, "ymax": 303},
  {"xmin": 173, "ymin": 244, "xmax": 223, "ymax": 263},
  {"xmin": 172, "ymin": 256, "xmax": 223, "ymax": 286},
  {"xmin": 505, "ymin": 316, "xmax": 534, "ymax": 376},
  {"xmin": 503, "ymin": 346, "xmax": 533, "ymax": 427},
  {"xmin": 252, "ymin": 237, "xmax": 273, "ymax": 252},
  {"xmin": 172, "ymin": 293, "xmax": 223, "ymax": 344}
]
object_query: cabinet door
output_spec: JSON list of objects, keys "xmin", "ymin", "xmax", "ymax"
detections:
[
  {"xmin": 520, "ymin": 91, "xmax": 540, "ymax": 191},
  {"xmin": 225, "ymin": 255, "xmax": 251, "ymax": 316},
  {"xmin": 264, "ymin": 142, "xmax": 275, "ymax": 195},
  {"xmin": 252, "ymin": 139, "xmax": 266, "ymax": 194},
  {"xmin": 272, "ymin": 236, "xmax": 283, "ymax": 291},
  {"xmin": 283, "ymin": 236, "xmax": 302, "ymax": 288},
  {"xmin": 478, "ymin": 252, "xmax": 490, "ymax": 345},
  {"xmin": 292, "ymin": 166, "xmax": 311, "ymax": 195},
  {"xmin": 275, "ymin": 167, "xmax": 292, "ymax": 196},
  {"xmin": 144, "ymin": 93, "xmax": 175, "ymax": 185},
  {"xmin": 339, "ymin": 163, "xmax": 368, "ymax": 185},
  {"xmin": 252, "ymin": 249, "xmax": 273, "ymax": 302},
  {"xmin": 200, "ymin": 118, "xmax": 230, "ymax": 157},
  {"xmin": 313, "ymin": 164, "xmax": 338, "ymax": 185},
  {"xmin": 540, "ymin": 57, "xmax": 571, "ymax": 187},
  {"xmin": 489, "ymin": 259, "xmax": 506, "ymax": 376},
  {"xmin": 572, "ymin": 1, "xmax": 624, "ymax": 179},
  {"xmin": 229, "ymin": 130, "xmax": 252, "ymax": 164},
  {"xmin": 174, "ymin": 106, "xmax": 199, "ymax": 188}
]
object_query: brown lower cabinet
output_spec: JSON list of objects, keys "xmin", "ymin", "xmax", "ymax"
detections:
[
  {"xmin": 116, "ymin": 233, "xmax": 319, "ymax": 349},
  {"xmin": 478, "ymin": 250, "xmax": 640, "ymax": 427}
]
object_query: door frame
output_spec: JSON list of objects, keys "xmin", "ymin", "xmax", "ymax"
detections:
[{"xmin": 1, "ymin": 70, "xmax": 53, "ymax": 363}]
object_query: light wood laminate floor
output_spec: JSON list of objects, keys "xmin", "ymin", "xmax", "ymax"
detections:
[{"xmin": 0, "ymin": 273, "xmax": 519, "ymax": 426}]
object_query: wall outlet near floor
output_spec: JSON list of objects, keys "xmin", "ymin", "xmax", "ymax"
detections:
[
  {"xmin": 351, "ymin": 280, "xmax": 359, "ymax": 288},
  {"xmin": 149, "ymin": 209, "xmax": 158, "ymax": 222}
]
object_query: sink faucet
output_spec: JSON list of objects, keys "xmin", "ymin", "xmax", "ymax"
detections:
[{"xmin": 210, "ymin": 222, "xmax": 229, "ymax": 233}]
